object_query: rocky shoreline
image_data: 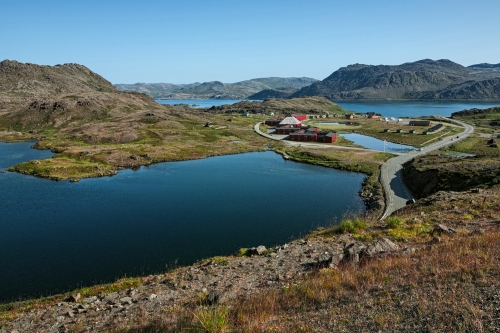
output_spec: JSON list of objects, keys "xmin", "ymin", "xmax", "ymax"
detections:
[{"xmin": 0, "ymin": 233, "xmax": 406, "ymax": 333}]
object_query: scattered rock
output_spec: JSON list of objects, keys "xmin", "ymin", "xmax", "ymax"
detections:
[
  {"xmin": 82, "ymin": 296, "xmax": 97, "ymax": 304},
  {"xmin": 363, "ymin": 238, "xmax": 399, "ymax": 258},
  {"xmin": 68, "ymin": 293, "xmax": 81, "ymax": 303},
  {"xmin": 342, "ymin": 243, "xmax": 367, "ymax": 265},
  {"xmin": 206, "ymin": 290, "xmax": 220, "ymax": 305},
  {"xmin": 120, "ymin": 297, "xmax": 133, "ymax": 305},
  {"xmin": 433, "ymin": 224, "xmax": 457, "ymax": 235}
]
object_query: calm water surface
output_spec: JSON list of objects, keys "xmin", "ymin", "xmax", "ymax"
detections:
[
  {"xmin": 0, "ymin": 145, "xmax": 364, "ymax": 302},
  {"xmin": 156, "ymin": 99, "xmax": 261, "ymax": 108},
  {"xmin": 156, "ymin": 99, "xmax": 500, "ymax": 117},
  {"xmin": 340, "ymin": 133, "xmax": 415, "ymax": 153},
  {"xmin": 336, "ymin": 101, "xmax": 500, "ymax": 118}
]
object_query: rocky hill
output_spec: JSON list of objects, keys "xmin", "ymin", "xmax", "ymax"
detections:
[
  {"xmin": 0, "ymin": 60, "xmax": 159, "ymax": 130},
  {"xmin": 292, "ymin": 59, "xmax": 500, "ymax": 100},
  {"xmin": 204, "ymin": 96, "xmax": 347, "ymax": 115},
  {"xmin": 402, "ymin": 154, "xmax": 500, "ymax": 198},
  {"xmin": 115, "ymin": 77, "xmax": 317, "ymax": 100}
]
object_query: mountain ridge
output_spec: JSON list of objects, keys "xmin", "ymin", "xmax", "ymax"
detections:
[
  {"xmin": 291, "ymin": 59, "xmax": 500, "ymax": 100},
  {"xmin": 115, "ymin": 77, "xmax": 318, "ymax": 99}
]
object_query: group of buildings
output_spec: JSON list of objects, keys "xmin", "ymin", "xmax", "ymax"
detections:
[{"xmin": 264, "ymin": 115, "xmax": 337, "ymax": 143}]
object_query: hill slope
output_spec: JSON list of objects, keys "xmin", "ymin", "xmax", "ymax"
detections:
[
  {"xmin": 0, "ymin": 60, "xmax": 159, "ymax": 129},
  {"xmin": 292, "ymin": 59, "xmax": 500, "ymax": 100},
  {"xmin": 115, "ymin": 77, "xmax": 318, "ymax": 99}
]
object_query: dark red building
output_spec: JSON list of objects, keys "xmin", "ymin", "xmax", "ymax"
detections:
[
  {"xmin": 292, "ymin": 114, "xmax": 307, "ymax": 121},
  {"xmin": 265, "ymin": 117, "xmax": 285, "ymax": 126},
  {"xmin": 289, "ymin": 128, "xmax": 318, "ymax": 141},
  {"xmin": 276, "ymin": 125, "xmax": 301, "ymax": 135},
  {"xmin": 320, "ymin": 132, "xmax": 337, "ymax": 143}
]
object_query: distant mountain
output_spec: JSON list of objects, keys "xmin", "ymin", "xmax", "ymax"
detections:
[
  {"xmin": 291, "ymin": 59, "xmax": 500, "ymax": 100},
  {"xmin": 115, "ymin": 77, "xmax": 318, "ymax": 100},
  {"xmin": 468, "ymin": 63, "xmax": 500, "ymax": 69}
]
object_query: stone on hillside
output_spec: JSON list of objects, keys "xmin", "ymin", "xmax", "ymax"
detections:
[
  {"xmin": 82, "ymin": 296, "xmax": 97, "ymax": 304},
  {"xmin": 249, "ymin": 245, "xmax": 267, "ymax": 255},
  {"xmin": 433, "ymin": 223, "xmax": 457, "ymax": 234},
  {"xmin": 206, "ymin": 290, "xmax": 220, "ymax": 305},
  {"xmin": 68, "ymin": 293, "xmax": 81, "ymax": 303},
  {"xmin": 363, "ymin": 238, "xmax": 399, "ymax": 258},
  {"xmin": 342, "ymin": 243, "xmax": 367, "ymax": 265},
  {"xmin": 329, "ymin": 253, "xmax": 345, "ymax": 268},
  {"xmin": 256, "ymin": 245, "xmax": 267, "ymax": 255},
  {"xmin": 120, "ymin": 297, "xmax": 133, "ymax": 305},
  {"xmin": 316, "ymin": 252, "xmax": 332, "ymax": 268}
]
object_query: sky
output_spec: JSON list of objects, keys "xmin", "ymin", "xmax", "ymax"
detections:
[{"xmin": 2, "ymin": 0, "xmax": 500, "ymax": 84}]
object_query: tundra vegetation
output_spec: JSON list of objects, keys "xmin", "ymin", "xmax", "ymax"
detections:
[{"xmin": 2, "ymin": 60, "xmax": 500, "ymax": 332}]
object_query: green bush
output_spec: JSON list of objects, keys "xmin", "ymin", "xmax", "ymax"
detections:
[
  {"xmin": 385, "ymin": 216, "xmax": 403, "ymax": 229},
  {"xmin": 335, "ymin": 218, "xmax": 368, "ymax": 234}
]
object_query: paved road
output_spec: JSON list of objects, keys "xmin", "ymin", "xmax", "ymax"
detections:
[
  {"xmin": 380, "ymin": 117, "xmax": 474, "ymax": 219},
  {"xmin": 253, "ymin": 119, "xmax": 474, "ymax": 220},
  {"xmin": 253, "ymin": 123, "xmax": 403, "ymax": 154}
]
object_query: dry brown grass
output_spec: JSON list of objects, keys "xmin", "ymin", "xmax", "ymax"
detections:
[{"xmin": 117, "ymin": 225, "xmax": 500, "ymax": 332}]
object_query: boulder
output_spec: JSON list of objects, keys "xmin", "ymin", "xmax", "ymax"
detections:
[
  {"xmin": 67, "ymin": 293, "xmax": 81, "ymax": 303},
  {"xmin": 363, "ymin": 238, "xmax": 399, "ymax": 258},
  {"xmin": 256, "ymin": 245, "xmax": 267, "ymax": 255},
  {"xmin": 206, "ymin": 290, "xmax": 220, "ymax": 305},
  {"xmin": 342, "ymin": 243, "xmax": 367, "ymax": 265}
]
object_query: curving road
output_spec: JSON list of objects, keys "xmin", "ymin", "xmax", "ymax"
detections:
[
  {"xmin": 253, "ymin": 123, "xmax": 404, "ymax": 154},
  {"xmin": 253, "ymin": 119, "xmax": 474, "ymax": 220},
  {"xmin": 380, "ymin": 117, "xmax": 474, "ymax": 219}
]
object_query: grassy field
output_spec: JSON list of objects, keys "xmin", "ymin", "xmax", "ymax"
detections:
[
  {"xmin": 2, "ymin": 112, "xmax": 271, "ymax": 180},
  {"xmin": 452, "ymin": 106, "xmax": 500, "ymax": 133},
  {"xmin": 311, "ymin": 117, "xmax": 462, "ymax": 147},
  {"xmin": 443, "ymin": 135, "xmax": 500, "ymax": 158}
]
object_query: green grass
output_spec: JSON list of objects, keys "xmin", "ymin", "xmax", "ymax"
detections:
[
  {"xmin": 315, "ymin": 218, "xmax": 369, "ymax": 237},
  {"xmin": 385, "ymin": 216, "xmax": 403, "ymax": 229},
  {"xmin": 193, "ymin": 306, "xmax": 229, "ymax": 333},
  {"xmin": 446, "ymin": 136, "xmax": 500, "ymax": 157},
  {"xmin": 7, "ymin": 156, "xmax": 117, "ymax": 181}
]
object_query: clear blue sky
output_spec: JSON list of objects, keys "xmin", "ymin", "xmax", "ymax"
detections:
[{"xmin": 2, "ymin": 0, "xmax": 499, "ymax": 84}]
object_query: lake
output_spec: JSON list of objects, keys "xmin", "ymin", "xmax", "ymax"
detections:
[
  {"xmin": 0, "ymin": 144, "xmax": 365, "ymax": 303},
  {"xmin": 340, "ymin": 133, "xmax": 415, "ymax": 153},
  {"xmin": 156, "ymin": 99, "xmax": 500, "ymax": 118},
  {"xmin": 336, "ymin": 101, "xmax": 500, "ymax": 118},
  {"xmin": 156, "ymin": 99, "xmax": 261, "ymax": 108}
]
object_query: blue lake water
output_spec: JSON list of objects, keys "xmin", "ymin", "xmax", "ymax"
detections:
[
  {"xmin": 0, "ymin": 144, "xmax": 365, "ymax": 303},
  {"xmin": 156, "ymin": 99, "xmax": 261, "ymax": 108},
  {"xmin": 156, "ymin": 99, "xmax": 500, "ymax": 118},
  {"xmin": 340, "ymin": 133, "xmax": 415, "ymax": 153},
  {"xmin": 336, "ymin": 101, "xmax": 500, "ymax": 118}
]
